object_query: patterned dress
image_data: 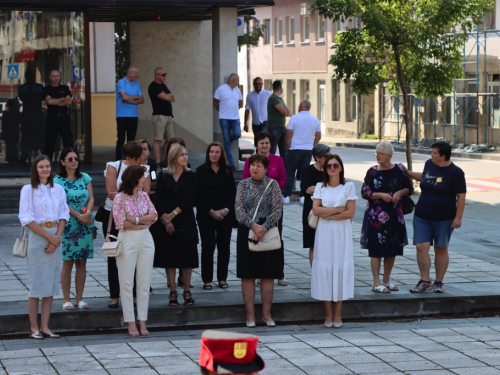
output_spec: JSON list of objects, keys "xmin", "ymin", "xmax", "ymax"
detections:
[
  {"xmin": 360, "ymin": 164, "xmax": 411, "ymax": 257},
  {"xmin": 54, "ymin": 173, "xmax": 95, "ymax": 260}
]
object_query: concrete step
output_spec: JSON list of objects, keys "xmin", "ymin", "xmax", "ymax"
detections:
[{"xmin": 0, "ymin": 284, "xmax": 497, "ymax": 334}]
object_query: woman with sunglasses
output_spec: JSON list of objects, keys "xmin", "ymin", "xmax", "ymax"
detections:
[
  {"xmin": 360, "ymin": 142, "xmax": 411, "ymax": 293},
  {"xmin": 54, "ymin": 148, "xmax": 95, "ymax": 310},
  {"xmin": 311, "ymin": 154, "xmax": 357, "ymax": 328}
]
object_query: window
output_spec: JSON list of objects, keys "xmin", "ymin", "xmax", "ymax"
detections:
[
  {"xmin": 275, "ymin": 18, "xmax": 283, "ymax": 45},
  {"xmin": 300, "ymin": 80, "xmax": 310, "ymax": 101},
  {"xmin": 301, "ymin": 15, "xmax": 310, "ymax": 42},
  {"xmin": 264, "ymin": 19, "xmax": 271, "ymax": 45},
  {"xmin": 332, "ymin": 80, "xmax": 341, "ymax": 120},
  {"xmin": 287, "ymin": 17, "xmax": 295, "ymax": 44},
  {"xmin": 317, "ymin": 16, "xmax": 325, "ymax": 41},
  {"xmin": 318, "ymin": 81, "xmax": 326, "ymax": 121},
  {"xmin": 480, "ymin": 8, "xmax": 495, "ymax": 30},
  {"xmin": 346, "ymin": 81, "xmax": 357, "ymax": 121},
  {"xmin": 264, "ymin": 79, "xmax": 272, "ymax": 91},
  {"xmin": 287, "ymin": 80, "xmax": 297, "ymax": 115}
]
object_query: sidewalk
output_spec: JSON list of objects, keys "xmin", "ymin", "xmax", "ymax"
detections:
[{"xmin": 1, "ymin": 199, "xmax": 500, "ymax": 334}]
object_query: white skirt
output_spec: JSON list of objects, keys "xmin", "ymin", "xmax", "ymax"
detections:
[
  {"xmin": 27, "ymin": 227, "xmax": 61, "ymax": 298},
  {"xmin": 311, "ymin": 217, "xmax": 354, "ymax": 302}
]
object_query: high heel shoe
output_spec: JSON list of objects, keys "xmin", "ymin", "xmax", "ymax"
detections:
[
  {"xmin": 324, "ymin": 321, "xmax": 333, "ymax": 328},
  {"xmin": 262, "ymin": 317, "xmax": 276, "ymax": 327},
  {"xmin": 246, "ymin": 320, "xmax": 256, "ymax": 328},
  {"xmin": 333, "ymin": 321, "xmax": 343, "ymax": 328},
  {"xmin": 40, "ymin": 330, "xmax": 60, "ymax": 338}
]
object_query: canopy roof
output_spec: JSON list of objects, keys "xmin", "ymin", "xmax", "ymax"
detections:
[{"xmin": 0, "ymin": 0, "xmax": 274, "ymax": 22}]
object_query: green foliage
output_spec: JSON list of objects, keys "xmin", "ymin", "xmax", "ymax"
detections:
[
  {"xmin": 312, "ymin": 0, "xmax": 493, "ymax": 97},
  {"xmin": 361, "ymin": 132, "xmax": 378, "ymax": 140},
  {"xmin": 115, "ymin": 22, "xmax": 129, "ymax": 82},
  {"xmin": 238, "ymin": 16, "xmax": 266, "ymax": 47}
]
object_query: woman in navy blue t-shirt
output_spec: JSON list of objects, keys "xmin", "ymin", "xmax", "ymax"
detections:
[{"xmin": 404, "ymin": 141, "xmax": 466, "ymax": 294}]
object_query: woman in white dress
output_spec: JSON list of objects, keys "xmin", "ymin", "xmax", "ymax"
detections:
[
  {"xmin": 19, "ymin": 155, "xmax": 70, "ymax": 339},
  {"xmin": 311, "ymin": 154, "xmax": 357, "ymax": 328}
]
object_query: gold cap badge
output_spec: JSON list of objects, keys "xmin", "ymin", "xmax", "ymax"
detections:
[{"xmin": 233, "ymin": 342, "xmax": 247, "ymax": 359}]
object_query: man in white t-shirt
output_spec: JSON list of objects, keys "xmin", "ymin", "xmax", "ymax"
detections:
[
  {"xmin": 213, "ymin": 73, "xmax": 243, "ymax": 170},
  {"xmin": 244, "ymin": 77, "xmax": 272, "ymax": 134},
  {"xmin": 283, "ymin": 100, "xmax": 322, "ymax": 203}
]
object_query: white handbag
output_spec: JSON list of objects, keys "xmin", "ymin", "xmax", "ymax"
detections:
[
  {"xmin": 308, "ymin": 209, "xmax": 318, "ymax": 229},
  {"xmin": 13, "ymin": 227, "xmax": 28, "ymax": 258},
  {"xmin": 102, "ymin": 194, "xmax": 124, "ymax": 257},
  {"xmin": 248, "ymin": 180, "xmax": 281, "ymax": 252}
]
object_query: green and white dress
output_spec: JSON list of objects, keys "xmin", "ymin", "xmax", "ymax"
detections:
[{"xmin": 54, "ymin": 173, "xmax": 95, "ymax": 260}]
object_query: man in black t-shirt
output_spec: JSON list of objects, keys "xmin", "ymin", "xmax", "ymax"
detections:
[
  {"xmin": 43, "ymin": 69, "xmax": 73, "ymax": 160},
  {"xmin": 148, "ymin": 67, "xmax": 175, "ymax": 163}
]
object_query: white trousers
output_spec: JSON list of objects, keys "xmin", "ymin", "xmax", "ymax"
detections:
[{"xmin": 115, "ymin": 228, "xmax": 155, "ymax": 322}]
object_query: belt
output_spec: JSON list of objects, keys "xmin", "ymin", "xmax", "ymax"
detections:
[{"xmin": 40, "ymin": 221, "xmax": 58, "ymax": 228}]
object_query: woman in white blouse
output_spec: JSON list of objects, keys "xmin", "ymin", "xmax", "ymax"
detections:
[
  {"xmin": 19, "ymin": 155, "xmax": 70, "ymax": 339},
  {"xmin": 112, "ymin": 165, "xmax": 157, "ymax": 337}
]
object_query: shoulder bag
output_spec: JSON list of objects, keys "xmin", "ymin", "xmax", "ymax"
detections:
[
  {"xmin": 95, "ymin": 161, "xmax": 122, "ymax": 222},
  {"xmin": 102, "ymin": 193, "xmax": 124, "ymax": 257},
  {"xmin": 248, "ymin": 180, "xmax": 281, "ymax": 252},
  {"xmin": 13, "ymin": 186, "xmax": 34, "ymax": 258},
  {"xmin": 308, "ymin": 209, "xmax": 318, "ymax": 229},
  {"xmin": 396, "ymin": 164, "xmax": 415, "ymax": 215}
]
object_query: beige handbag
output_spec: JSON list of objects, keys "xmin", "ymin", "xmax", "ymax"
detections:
[
  {"xmin": 308, "ymin": 209, "xmax": 318, "ymax": 229},
  {"xmin": 102, "ymin": 194, "xmax": 124, "ymax": 257},
  {"xmin": 248, "ymin": 180, "xmax": 281, "ymax": 252},
  {"xmin": 13, "ymin": 227, "xmax": 28, "ymax": 258}
]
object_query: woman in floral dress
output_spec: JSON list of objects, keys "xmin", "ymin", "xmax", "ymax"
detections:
[
  {"xmin": 360, "ymin": 142, "xmax": 412, "ymax": 293},
  {"xmin": 54, "ymin": 148, "xmax": 95, "ymax": 310}
]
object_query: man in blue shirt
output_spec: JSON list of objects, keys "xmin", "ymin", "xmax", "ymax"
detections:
[{"xmin": 116, "ymin": 65, "xmax": 144, "ymax": 160}]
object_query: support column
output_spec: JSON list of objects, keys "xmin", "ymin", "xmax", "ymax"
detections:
[{"xmin": 212, "ymin": 7, "xmax": 239, "ymax": 167}]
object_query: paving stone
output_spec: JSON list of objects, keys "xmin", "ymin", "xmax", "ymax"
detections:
[{"xmin": 342, "ymin": 362, "xmax": 398, "ymax": 374}]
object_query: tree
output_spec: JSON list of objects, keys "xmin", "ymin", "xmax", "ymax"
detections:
[
  {"xmin": 115, "ymin": 22, "xmax": 129, "ymax": 82},
  {"xmin": 312, "ymin": 0, "xmax": 493, "ymax": 170}
]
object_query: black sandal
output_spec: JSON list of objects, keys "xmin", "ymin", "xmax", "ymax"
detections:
[
  {"xmin": 218, "ymin": 281, "xmax": 228, "ymax": 289},
  {"xmin": 169, "ymin": 291, "xmax": 178, "ymax": 307},
  {"xmin": 183, "ymin": 291, "xmax": 194, "ymax": 306},
  {"xmin": 203, "ymin": 283, "xmax": 212, "ymax": 290}
]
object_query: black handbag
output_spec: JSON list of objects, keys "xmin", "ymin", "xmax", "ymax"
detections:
[{"xmin": 401, "ymin": 195, "xmax": 415, "ymax": 215}]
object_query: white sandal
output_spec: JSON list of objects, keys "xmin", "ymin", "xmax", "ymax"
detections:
[
  {"xmin": 62, "ymin": 301, "xmax": 75, "ymax": 310},
  {"xmin": 382, "ymin": 282, "xmax": 399, "ymax": 291},
  {"xmin": 77, "ymin": 300, "xmax": 89, "ymax": 310},
  {"xmin": 371, "ymin": 285, "xmax": 390, "ymax": 293}
]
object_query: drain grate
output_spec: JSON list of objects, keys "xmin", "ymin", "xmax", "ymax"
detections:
[{"xmin": 1, "ymin": 310, "xmax": 498, "ymax": 341}]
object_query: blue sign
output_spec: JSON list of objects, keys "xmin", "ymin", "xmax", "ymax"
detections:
[
  {"xmin": 68, "ymin": 46, "xmax": 73, "ymax": 58},
  {"xmin": 7, "ymin": 64, "xmax": 19, "ymax": 79},
  {"xmin": 237, "ymin": 17, "xmax": 243, "ymax": 27},
  {"xmin": 72, "ymin": 65, "xmax": 81, "ymax": 81}
]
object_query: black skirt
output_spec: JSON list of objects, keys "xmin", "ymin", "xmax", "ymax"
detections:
[{"xmin": 236, "ymin": 223, "xmax": 284, "ymax": 279}]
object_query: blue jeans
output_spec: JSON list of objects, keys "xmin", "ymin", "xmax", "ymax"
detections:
[
  {"xmin": 219, "ymin": 119, "xmax": 241, "ymax": 166},
  {"xmin": 284, "ymin": 149, "xmax": 313, "ymax": 197},
  {"xmin": 268, "ymin": 126, "xmax": 287, "ymax": 164}
]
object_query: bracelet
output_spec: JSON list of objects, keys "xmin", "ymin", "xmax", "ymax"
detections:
[
  {"xmin": 135, "ymin": 217, "xmax": 139, "ymax": 225},
  {"xmin": 172, "ymin": 210, "xmax": 178, "ymax": 216}
]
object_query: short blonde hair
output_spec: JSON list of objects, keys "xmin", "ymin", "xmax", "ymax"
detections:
[{"xmin": 164, "ymin": 144, "xmax": 191, "ymax": 174}]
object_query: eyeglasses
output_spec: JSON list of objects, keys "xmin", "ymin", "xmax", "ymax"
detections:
[
  {"xmin": 67, "ymin": 157, "xmax": 79, "ymax": 162},
  {"xmin": 326, "ymin": 163, "xmax": 340, "ymax": 170},
  {"xmin": 374, "ymin": 152, "xmax": 387, "ymax": 157},
  {"xmin": 157, "ymin": 73, "xmax": 167, "ymax": 77}
]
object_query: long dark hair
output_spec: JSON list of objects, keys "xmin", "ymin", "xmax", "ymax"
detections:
[
  {"xmin": 161, "ymin": 137, "xmax": 186, "ymax": 165},
  {"xmin": 58, "ymin": 147, "xmax": 82, "ymax": 178},
  {"xmin": 118, "ymin": 165, "xmax": 146, "ymax": 195},
  {"xmin": 322, "ymin": 154, "xmax": 345, "ymax": 187},
  {"xmin": 31, "ymin": 155, "xmax": 53, "ymax": 188},
  {"xmin": 204, "ymin": 142, "xmax": 227, "ymax": 170}
]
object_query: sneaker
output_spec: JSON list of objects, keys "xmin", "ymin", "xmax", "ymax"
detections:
[
  {"xmin": 299, "ymin": 196, "xmax": 305, "ymax": 205},
  {"xmin": 410, "ymin": 279, "xmax": 433, "ymax": 293},
  {"xmin": 283, "ymin": 196, "xmax": 290, "ymax": 204},
  {"xmin": 433, "ymin": 280, "xmax": 445, "ymax": 293}
]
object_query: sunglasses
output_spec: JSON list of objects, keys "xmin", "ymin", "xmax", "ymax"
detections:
[
  {"xmin": 158, "ymin": 73, "xmax": 167, "ymax": 77},
  {"xmin": 326, "ymin": 163, "xmax": 340, "ymax": 170},
  {"xmin": 67, "ymin": 157, "xmax": 80, "ymax": 162}
]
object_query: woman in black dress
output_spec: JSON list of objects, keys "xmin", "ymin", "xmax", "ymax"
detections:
[
  {"xmin": 236, "ymin": 154, "xmax": 283, "ymax": 328},
  {"xmin": 153, "ymin": 144, "xmax": 198, "ymax": 306},
  {"xmin": 301, "ymin": 144, "xmax": 331, "ymax": 266},
  {"xmin": 360, "ymin": 142, "xmax": 412, "ymax": 293},
  {"xmin": 196, "ymin": 142, "xmax": 236, "ymax": 290}
]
